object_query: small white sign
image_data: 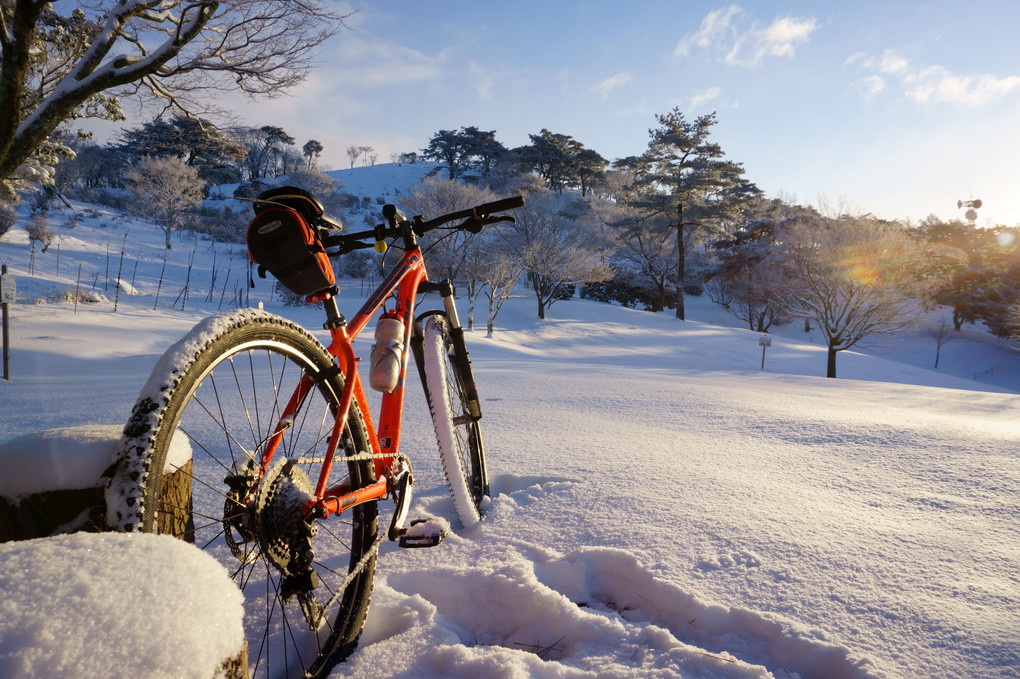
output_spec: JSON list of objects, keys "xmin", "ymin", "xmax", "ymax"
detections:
[
  {"xmin": 0, "ymin": 276, "xmax": 14, "ymax": 304},
  {"xmin": 758, "ymin": 334, "xmax": 772, "ymax": 347}
]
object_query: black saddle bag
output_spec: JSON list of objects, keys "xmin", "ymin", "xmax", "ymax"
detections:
[{"xmin": 246, "ymin": 187, "xmax": 335, "ymax": 296}]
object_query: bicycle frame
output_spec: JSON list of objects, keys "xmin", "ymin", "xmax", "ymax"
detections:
[{"xmin": 258, "ymin": 245, "xmax": 431, "ymax": 521}]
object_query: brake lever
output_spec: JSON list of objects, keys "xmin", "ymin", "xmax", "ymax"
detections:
[{"xmin": 458, "ymin": 213, "xmax": 516, "ymax": 234}]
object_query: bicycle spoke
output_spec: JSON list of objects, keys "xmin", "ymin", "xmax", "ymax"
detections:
[
  {"xmin": 178, "ymin": 399, "xmax": 256, "ymax": 472},
  {"xmin": 226, "ymin": 354, "xmax": 262, "ymax": 456}
]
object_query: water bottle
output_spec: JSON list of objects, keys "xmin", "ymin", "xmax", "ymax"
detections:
[{"xmin": 369, "ymin": 310, "xmax": 405, "ymax": 393}]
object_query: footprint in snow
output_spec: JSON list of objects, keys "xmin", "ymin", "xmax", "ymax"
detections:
[
  {"xmin": 361, "ymin": 545, "xmax": 879, "ymax": 679},
  {"xmin": 486, "ymin": 473, "xmax": 577, "ymax": 508}
]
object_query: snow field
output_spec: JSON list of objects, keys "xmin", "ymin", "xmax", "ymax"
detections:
[{"xmin": 0, "ymin": 165, "xmax": 1017, "ymax": 678}]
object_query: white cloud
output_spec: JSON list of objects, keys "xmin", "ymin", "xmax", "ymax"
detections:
[
  {"xmin": 329, "ymin": 37, "xmax": 446, "ymax": 88},
  {"xmin": 593, "ymin": 72, "xmax": 633, "ymax": 101},
  {"xmin": 907, "ymin": 67, "xmax": 1020, "ymax": 105},
  {"xmin": 469, "ymin": 61, "xmax": 493, "ymax": 101},
  {"xmin": 674, "ymin": 5, "xmax": 742, "ymax": 57},
  {"xmin": 858, "ymin": 75, "xmax": 886, "ymax": 98},
  {"xmin": 726, "ymin": 16, "xmax": 819, "ymax": 67},
  {"xmin": 852, "ymin": 50, "xmax": 1020, "ymax": 106},
  {"xmin": 879, "ymin": 50, "xmax": 910, "ymax": 75},
  {"xmin": 676, "ymin": 6, "xmax": 818, "ymax": 67},
  {"xmin": 690, "ymin": 87, "xmax": 722, "ymax": 110}
]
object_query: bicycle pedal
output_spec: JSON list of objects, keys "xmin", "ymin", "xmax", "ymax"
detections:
[{"xmin": 397, "ymin": 517, "xmax": 450, "ymax": 549}]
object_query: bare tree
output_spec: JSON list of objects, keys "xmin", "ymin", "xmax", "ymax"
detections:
[
  {"xmin": 614, "ymin": 211, "xmax": 677, "ymax": 312},
  {"xmin": 0, "ymin": 1, "xmax": 349, "ymax": 198},
  {"xmin": 926, "ymin": 317, "xmax": 955, "ymax": 369},
  {"xmin": 0, "ymin": 201, "xmax": 16, "ymax": 239},
  {"xmin": 359, "ymin": 146, "xmax": 374, "ymax": 167},
  {"xmin": 501, "ymin": 187, "xmax": 613, "ymax": 320},
  {"xmin": 126, "ymin": 156, "xmax": 205, "ymax": 249},
  {"xmin": 25, "ymin": 212, "xmax": 52, "ymax": 251},
  {"xmin": 399, "ymin": 176, "xmax": 496, "ymax": 281},
  {"xmin": 779, "ymin": 214, "xmax": 927, "ymax": 378},
  {"xmin": 346, "ymin": 145, "xmax": 362, "ymax": 169},
  {"xmin": 481, "ymin": 250, "xmax": 524, "ymax": 336}
]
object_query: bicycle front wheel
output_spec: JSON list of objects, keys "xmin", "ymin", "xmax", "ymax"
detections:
[
  {"xmin": 107, "ymin": 309, "xmax": 379, "ymax": 679},
  {"xmin": 420, "ymin": 313, "xmax": 488, "ymax": 528}
]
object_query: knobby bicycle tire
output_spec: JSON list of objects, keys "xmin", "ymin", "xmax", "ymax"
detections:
[
  {"xmin": 420, "ymin": 314, "xmax": 488, "ymax": 528},
  {"xmin": 106, "ymin": 309, "xmax": 378, "ymax": 679}
]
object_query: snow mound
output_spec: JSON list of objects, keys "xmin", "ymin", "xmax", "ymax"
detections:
[
  {"xmin": 0, "ymin": 425, "xmax": 121, "ymax": 499},
  {"xmin": 0, "ymin": 532, "xmax": 244, "ymax": 679}
]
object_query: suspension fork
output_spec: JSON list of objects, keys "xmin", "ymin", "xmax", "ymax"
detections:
[{"xmin": 412, "ymin": 280, "xmax": 483, "ymax": 421}]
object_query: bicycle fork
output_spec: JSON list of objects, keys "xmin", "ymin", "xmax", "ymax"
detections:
[{"xmin": 413, "ymin": 279, "xmax": 483, "ymax": 421}]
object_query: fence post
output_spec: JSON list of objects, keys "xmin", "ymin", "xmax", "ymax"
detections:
[{"xmin": 1, "ymin": 264, "xmax": 13, "ymax": 381}]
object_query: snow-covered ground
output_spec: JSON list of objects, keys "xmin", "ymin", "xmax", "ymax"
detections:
[{"xmin": 0, "ymin": 166, "xmax": 1017, "ymax": 678}]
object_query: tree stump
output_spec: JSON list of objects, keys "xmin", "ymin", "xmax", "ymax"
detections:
[
  {"xmin": 157, "ymin": 459, "xmax": 196, "ymax": 538},
  {"xmin": 0, "ymin": 486, "xmax": 106, "ymax": 542},
  {"xmin": 0, "ymin": 463, "xmax": 195, "ymax": 543}
]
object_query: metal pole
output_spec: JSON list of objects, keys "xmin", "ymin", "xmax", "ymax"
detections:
[{"xmin": 2, "ymin": 264, "xmax": 9, "ymax": 381}]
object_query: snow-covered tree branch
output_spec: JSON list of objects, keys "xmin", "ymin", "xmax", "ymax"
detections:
[{"xmin": 0, "ymin": 0, "xmax": 350, "ymax": 199}]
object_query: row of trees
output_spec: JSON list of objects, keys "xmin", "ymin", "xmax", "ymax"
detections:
[
  {"xmin": 410, "ymin": 112, "xmax": 1019, "ymax": 377},
  {"xmin": 49, "ymin": 117, "xmax": 331, "ymax": 196},
  {"xmin": 29, "ymin": 105, "xmax": 1020, "ymax": 378}
]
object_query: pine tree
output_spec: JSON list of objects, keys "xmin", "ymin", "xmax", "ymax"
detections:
[
  {"xmin": 630, "ymin": 108, "xmax": 760, "ymax": 319},
  {"xmin": 302, "ymin": 140, "xmax": 324, "ymax": 169}
]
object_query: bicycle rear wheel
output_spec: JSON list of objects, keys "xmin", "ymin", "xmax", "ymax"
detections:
[
  {"xmin": 107, "ymin": 309, "xmax": 378, "ymax": 679},
  {"xmin": 419, "ymin": 313, "xmax": 488, "ymax": 528}
]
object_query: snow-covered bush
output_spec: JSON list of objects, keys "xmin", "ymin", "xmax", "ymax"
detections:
[
  {"xmin": 25, "ymin": 213, "xmax": 53, "ymax": 252},
  {"xmin": 0, "ymin": 201, "xmax": 15, "ymax": 239}
]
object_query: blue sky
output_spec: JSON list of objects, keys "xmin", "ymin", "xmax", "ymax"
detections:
[{"xmin": 225, "ymin": 1, "xmax": 1020, "ymax": 227}]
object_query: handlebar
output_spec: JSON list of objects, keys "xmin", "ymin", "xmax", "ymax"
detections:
[{"xmin": 321, "ymin": 195, "xmax": 524, "ymax": 253}]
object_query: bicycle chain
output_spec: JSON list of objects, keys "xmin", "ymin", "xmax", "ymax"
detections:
[
  {"xmin": 314, "ymin": 532, "xmax": 385, "ymax": 624},
  {"xmin": 289, "ymin": 450, "xmax": 393, "ymax": 628},
  {"xmin": 295, "ymin": 451, "xmax": 406, "ymax": 465}
]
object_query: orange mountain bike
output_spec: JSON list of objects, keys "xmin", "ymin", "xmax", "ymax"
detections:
[{"xmin": 106, "ymin": 190, "xmax": 524, "ymax": 678}]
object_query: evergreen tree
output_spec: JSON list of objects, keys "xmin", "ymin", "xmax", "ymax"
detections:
[
  {"xmin": 629, "ymin": 108, "xmax": 760, "ymax": 319},
  {"xmin": 514, "ymin": 129, "xmax": 580, "ymax": 193},
  {"xmin": 709, "ymin": 213, "xmax": 787, "ymax": 332},
  {"xmin": 422, "ymin": 129, "xmax": 474, "ymax": 180},
  {"xmin": 118, "ymin": 115, "xmax": 245, "ymax": 186},
  {"xmin": 421, "ymin": 127, "xmax": 505, "ymax": 179},
  {"xmin": 460, "ymin": 126, "xmax": 506, "ymax": 176},
  {"xmin": 302, "ymin": 140, "xmax": 324, "ymax": 169},
  {"xmin": 243, "ymin": 126, "xmax": 296, "ymax": 179}
]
